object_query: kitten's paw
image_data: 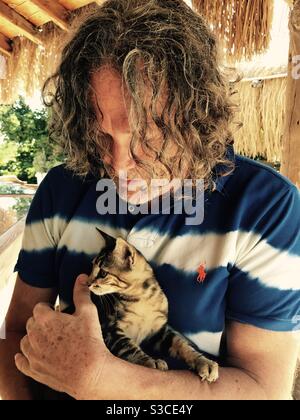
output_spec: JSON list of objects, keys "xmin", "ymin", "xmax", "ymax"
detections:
[
  {"xmin": 195, "ymin": 357, "xmax": 219, "ymax": 383},
  {"xmin": 155, "ymin": 359, "xmax": 169, "ymax": 371},
  {"xmin": 144, "ymin": 358, "xmax": 168, "ymax": 371}
]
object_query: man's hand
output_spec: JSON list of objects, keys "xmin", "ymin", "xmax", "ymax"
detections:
[{"xmin": 15, "ymin": 275, "xmax": 111, "ymax": 400}]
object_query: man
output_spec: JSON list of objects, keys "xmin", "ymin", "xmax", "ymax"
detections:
[{"xmin": 0, "ymin": 0, "xmax": 299, "ymax": 400}]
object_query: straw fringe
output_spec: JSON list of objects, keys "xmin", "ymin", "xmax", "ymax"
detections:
[
  {"xmin": 233, "ymin": 77, "xmax": 286, "ymax": 161},
  {"xmin": 0, "ymin": 22, "xmax": 65, "ymax": 105},
  {"xmin": 0, "ymin": 2, "xmax": 100, "ymax": 105},
  {"xmin": 192, "ymin": 0, "xmax": 274, "ymax": 62},
  {"xmin": 0, "ymin": 1, "xmax": 276, "ymax": 103}
]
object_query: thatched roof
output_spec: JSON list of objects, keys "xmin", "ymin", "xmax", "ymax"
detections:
[
  {"xmin": 0, "ymin": 1, "xmax": 103, "ymax": 103},
  {"xmin": 0, "ymin": 0, "xmax": 285, "ymax": 105},
  {"xmin": 0, "ymin": 1, "xmax": 104, "ymax": 57},
  {"xmin": 234, "ymin": 73, "xmax": 286, "ymax": 163},
  {"xmin": 192, "ymin": 0, "xmax": 275, "ymax": 62},
  {"xmin": 0, "ymin": 1, "xmax": 278, "ymax": 60}
]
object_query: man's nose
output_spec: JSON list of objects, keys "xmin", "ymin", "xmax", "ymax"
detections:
[{"xmin": 104, "ymin": 139, "xmax": 136, "ymax": 173}]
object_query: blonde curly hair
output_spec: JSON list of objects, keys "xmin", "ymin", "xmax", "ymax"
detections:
[{"xmin": 43, "ymin": 0, "xmax": 237, "ymax": 190}]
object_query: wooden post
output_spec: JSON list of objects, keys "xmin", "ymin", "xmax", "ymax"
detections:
[{"xmin": 281, "ymin": 0, "xmax": 300, "ymax": 188}]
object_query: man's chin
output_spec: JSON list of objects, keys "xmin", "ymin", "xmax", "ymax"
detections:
[
  {"xmin": 118, "ymin": 188, "xmax": 153, "ymax": 205},
  {"xmin": 116, "ymin": 180, "xmax": 174, "ymax": 206}
]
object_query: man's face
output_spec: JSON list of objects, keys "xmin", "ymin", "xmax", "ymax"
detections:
[{"xmin": 91, "ymin": 66, "xmax": 180, "ymax": 204}]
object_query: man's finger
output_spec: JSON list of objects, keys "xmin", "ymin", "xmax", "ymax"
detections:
[
  {"xmin": 15, "ymin": 353, "xmax": 47, "ymax": 385},
  {"xmin": 26, "ymin": 317, "xmax": 34, "ymax": 333},
  {"xmin": 73, "ymin": 274, "xmax": 96, "ymax": 317},
  {"xmin": 15, "ymin": 353, "xmax": 32, "ymax": 377},
  {"xmin": 20, "ymin": 335, "xmax": 33, "ymax": 361},
  {"xmin": 33, "ymin": 302, "xmax": 55, "ymax": 322},
  {"xmin": 15, "ymin": 352, "xmax": 65, "ymax": 393}
]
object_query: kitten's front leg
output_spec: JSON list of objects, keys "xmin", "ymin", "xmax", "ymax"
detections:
[
  {"xmin": 153, "ymin": 325, "xmax": 219, "ymax": 383},
  {"xmin": 106, "ymin": 332, "xmax": 168, "ymax": 371}
]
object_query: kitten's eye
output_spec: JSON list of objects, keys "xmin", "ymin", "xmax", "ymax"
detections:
[{"xmin": 99, "ymin": 269, "xmax": 107, "ymax": 278}]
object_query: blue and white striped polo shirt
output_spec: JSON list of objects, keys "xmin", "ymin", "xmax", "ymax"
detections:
[{"xmin": 15, "ymin": 148, "xmax": 300, "ymax": 358}]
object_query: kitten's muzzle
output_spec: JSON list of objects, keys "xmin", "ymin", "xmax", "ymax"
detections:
[{"xmin": 87, "ymin": 276, "xmax": 95, "ymax": 287}]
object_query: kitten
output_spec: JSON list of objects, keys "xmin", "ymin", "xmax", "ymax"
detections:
[{"xmin": 88, "ymin": 229, "xmax": 219, "ymax": 383}]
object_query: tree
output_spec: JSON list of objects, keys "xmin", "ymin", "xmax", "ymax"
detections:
[
  {"xmin": 13, "ymin": 198, "xmax": 32, "ymax": 219},
  {"xmin": 0, "ymin": 142, "xmax": 18, "ymax": 166},
  {"xmin": 0, "ymin": 97, "xmax": 63, "ymax": 183}
]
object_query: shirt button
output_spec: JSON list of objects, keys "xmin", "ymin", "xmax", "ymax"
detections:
[{"xmin": 128, "ymin": 205, "xmax": 135, "ymax": 213}]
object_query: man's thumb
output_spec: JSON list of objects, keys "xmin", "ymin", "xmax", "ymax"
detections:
[{"xmin": 73, "ymin": 274, "xmax": 95, "ymax": 316}]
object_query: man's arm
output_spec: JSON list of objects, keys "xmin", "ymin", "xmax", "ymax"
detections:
[
  {"xmin": 0, "ymin": 275, "xmax": 57, "ymax": 400},
  {"xmin": 13, "ymin": 277, "xmax": 300, "ymax": 401},
  {"xmin": 95, "ymin": 321, "xmax": 300, "ymax": 400}
]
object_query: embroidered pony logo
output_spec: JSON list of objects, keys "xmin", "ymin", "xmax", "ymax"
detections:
[{"xmin": 197, "ymin": 262, "xmax": 207, "ymax": 283}]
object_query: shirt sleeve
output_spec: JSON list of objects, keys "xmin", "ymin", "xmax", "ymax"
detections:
[
  {"xmin": 227, "ymin": 185, "xmax": 300, "ymax": 332},
  {"xmin": 14, "ymin": 169, "xmax": 63, "ymax": 288}
]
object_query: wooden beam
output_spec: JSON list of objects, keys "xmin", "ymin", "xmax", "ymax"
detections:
[
  {"xmin": 59, "ymin": 0, "xmax": 104, "ymax": 9},
  {"xmin": 0, "ymin": 0, "xmax": 42, "ymax": 45},
  {"xmin": 0, "ymin": 32, "xmax": 11, "ymax": 56},
  {"xmin": 29, "ymin": 0, "xmax": 70, "ymax": 31},
  {"xmin": 281, "ymin": 0, "xmax": 300, "ymax": 188}
]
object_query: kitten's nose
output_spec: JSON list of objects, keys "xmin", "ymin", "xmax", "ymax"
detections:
[{"xmin": 86, "ymin": 276, "xmax": 94, "ymax": 287}]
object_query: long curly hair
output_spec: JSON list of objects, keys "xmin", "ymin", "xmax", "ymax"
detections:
[{"xmin": 42, "ymin": 0, "xmax": 237, "ymax": 190}]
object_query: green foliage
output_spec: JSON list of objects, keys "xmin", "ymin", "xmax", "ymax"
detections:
[
  {"xmin": 12, "ymin": 197, "xmax": 32, "ymax": 219},
  {"xmin": 0, "ymin": 142, "xmax": 18, "ymax": 165},
  {"xmin": 0, "ymin": 184, "xmax": 25, "ymax": 194},
  {"xmin": 0, "ymin": 97, "xmax": 63, "ymax": 183}
]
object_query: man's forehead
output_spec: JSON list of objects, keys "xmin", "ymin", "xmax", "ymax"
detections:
[
  {"xmin": 91, "ymin": 67, "xmax": 127, "ymax": 98},
  {"xmin": 90, "ymin": 65, "xmax": 168, "ymax": 114},
  {"xmin": 91, "ymin": 67, "xmax": 130, "ymax": 115}
]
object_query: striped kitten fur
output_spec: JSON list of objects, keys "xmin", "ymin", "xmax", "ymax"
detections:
[{"xmin": 88, "ymin": 229, "xmax": 218, "ymax": 383}]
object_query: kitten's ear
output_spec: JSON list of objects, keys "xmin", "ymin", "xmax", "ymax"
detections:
[
  {"xmin": 96, "ymin": 228, "xmax": 116, "ymax": 250},
  {"xmin": 127, "ymin": 247, "xmax": 135, "ymax": 269},
  {"xmin": 116, "ymin": 237, "xmax": 136, "ymax": 269}
]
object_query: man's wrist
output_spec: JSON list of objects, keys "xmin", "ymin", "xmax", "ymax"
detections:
[
  {"xmin": 79, "ymin": 351, "xmax": 120, "ymax": 400},
  {"xmin": 87, "ymin": 354, "xmax": 169, "ymax": 400}
]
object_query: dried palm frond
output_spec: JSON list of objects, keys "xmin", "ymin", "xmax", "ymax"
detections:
[
  {"xmin": 192, "ymin": 0, "xmax": 274, "ymax": 62},
  {"xmin": 233, "ymin": 77, "xmax": 286, "ymax": 161}
]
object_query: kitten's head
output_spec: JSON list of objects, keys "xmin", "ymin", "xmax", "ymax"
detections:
[{"xmin": 88, "ymin": 229, "xmax": 153, "ymax": 296}]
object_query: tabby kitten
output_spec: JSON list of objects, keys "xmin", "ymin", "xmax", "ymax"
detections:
[{"xmin": 88, "ymin": 229, "xmax": 219, "ymax": 383}]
